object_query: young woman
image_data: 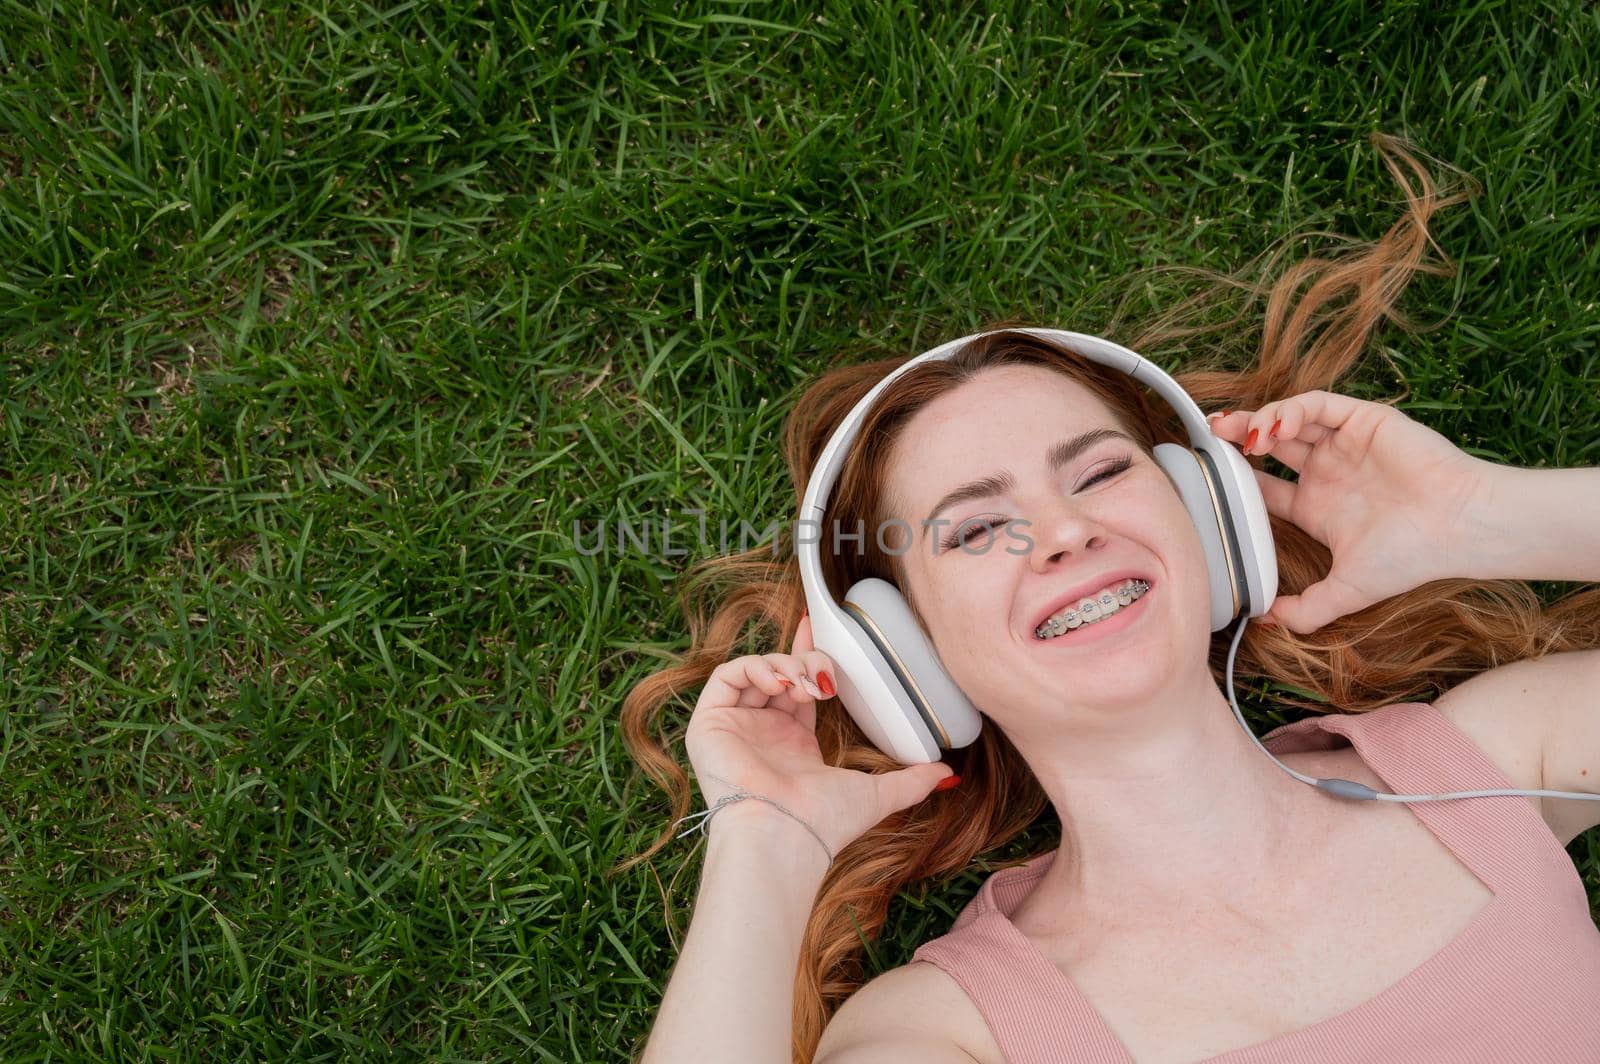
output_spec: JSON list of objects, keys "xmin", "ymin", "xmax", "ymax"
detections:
[{"xmin": 619, "ymin": 136, "xmax": 1600, "ymax": 1063}]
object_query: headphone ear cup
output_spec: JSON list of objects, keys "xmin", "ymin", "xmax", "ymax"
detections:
[
  {"xmin": 1198, "ymin": 438, "xmax": 1279, "ymax": 617},
  {"xmin": 1153, "ymin": 443, "xmax": 1239, "ymax": 631},
  {"xmin": 840, "ymin": 578, "xmax": 983, "ymax": 751}
]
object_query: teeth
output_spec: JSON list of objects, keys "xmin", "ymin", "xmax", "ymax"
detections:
[{"xmin": 1034, "ymin": 579, "xmax": 1149, "ymax": 640}]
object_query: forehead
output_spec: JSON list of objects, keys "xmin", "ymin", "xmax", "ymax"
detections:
[{"xmin": 886, "ymin": 364, "xmax": 1120, "ymax": 505}]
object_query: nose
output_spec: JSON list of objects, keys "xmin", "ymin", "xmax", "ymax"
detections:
[{"xmin": 1026, "ymin": 497, "xmax": 1109, "ymax": 575}]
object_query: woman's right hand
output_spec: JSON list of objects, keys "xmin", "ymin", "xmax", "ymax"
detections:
[{"xmin": 683, "ymin": 613, "xmax": 958, "ymax": 858}]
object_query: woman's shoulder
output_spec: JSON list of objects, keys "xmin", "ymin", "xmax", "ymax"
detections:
[
  {"xmin": 1269, "ymin": 698, "xmax": 1584, "ymax": 857},
  {"xmin": 814, "ymin": 959, "xmax": 1004, "ymax": 1064},
  {"xmin": 821, "ymin": 854, "xmax": 1058, "ymax": 1061},
  {"xmin": 1270, "ymin": 699, "xmax": 1547, "ymax": 810}
]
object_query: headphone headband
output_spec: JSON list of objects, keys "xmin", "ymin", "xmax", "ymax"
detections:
[{"xmin": 797, "ymin": 328, "xmax": 1214, "ymax": 600}]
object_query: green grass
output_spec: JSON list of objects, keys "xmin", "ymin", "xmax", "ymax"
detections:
[{"xmin": 2, "ymin": 0, "xmax": 1597, "ymax": 1060}]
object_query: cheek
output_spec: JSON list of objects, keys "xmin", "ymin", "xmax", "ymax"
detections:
[
  {"xmin": 924, "ymin": 579, "xmax": 1008, "ymax": 658},
  {"xmin": 1165, "ymin": 515, "xmax": 1216, "ymax": 615}
]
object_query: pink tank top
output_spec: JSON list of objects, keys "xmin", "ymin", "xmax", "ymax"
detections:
[{"xmin": 911, "ymin": 701, "xmax": 1600, "ymax": 1062}]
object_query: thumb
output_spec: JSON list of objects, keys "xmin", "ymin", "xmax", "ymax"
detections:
[
  {"xmin": 1251, "ymin": 465, "xmax": 1298, "ymax": 523},
  {"xmin": 1262, "ymin": 578, "xmax": 1369, "ymax": 634},
  {"xmin": 878, "ymin": 762, "xmax": 959, "ymax": 815}
]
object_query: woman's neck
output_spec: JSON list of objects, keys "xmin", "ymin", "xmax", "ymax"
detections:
[{"xmin": 1006, "ymin": 680, "xmax": 1337, "ymax": 921}]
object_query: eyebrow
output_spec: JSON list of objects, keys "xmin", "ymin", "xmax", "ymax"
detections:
[{"xmin": 920, "ymin": 428, "xmax": 1139, "ymax": 537}]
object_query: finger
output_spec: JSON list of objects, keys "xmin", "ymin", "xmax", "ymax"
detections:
[
  {"xmin": 764, "ymin": 652, "xmax": 825, "ymax": 701},
  {"xmin": 735, "ymin": 655, "xmax": 796, "ymax": 707},
  {"xmin": 701, "ymin": 655, "xmax": 795, "ymax": 711},
  {"xmin": 875, "ymin": 761, "xmax": 960, "ymax": 816},
  {"xmin": 759, "ymin": 655, "xmax": 820, "ymax": 730},
  {"xmin": 1256, "ymin": 435, "xmax": 1313, "ymax": 473},
  {"xmin": 1246, "ymin": 391, "xmax": 1370, "ymax": 454},
  {"xmin": 795, "ymin": 649, "xmax": 838, "ymax": 701},
  {"xmin": 1263, "ymin": 577, "xmax": 1372, "ymax": 634},
  {"xmin": 790, "ymin": 611, "xmax": 815, "ymax": 656},
  {"xmin": 1206, "ymin": 409, "xmax": 1248, "ymax": 442},
  {"xmin": 1211, "ymin": 405, "xmax": 1332, "ymax": 455}
]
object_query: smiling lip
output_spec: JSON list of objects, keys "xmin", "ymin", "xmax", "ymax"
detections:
[
  {"xmin": 1034, "ymin": 582, "xmax": 1153, "ymax": 647},
  {"xmin": 1027, "ymin": 570, "xmax": 1154, "ymax": 637}
]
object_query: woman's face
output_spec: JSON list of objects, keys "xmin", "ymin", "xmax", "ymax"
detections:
[{"xmin": 883, "ymin": 364, "xmax": 1214, "ymax": 732}]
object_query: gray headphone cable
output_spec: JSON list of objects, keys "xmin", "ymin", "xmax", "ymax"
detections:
[{"xmin": 1224, "ymin": 615, "xmax": 1600, "ymax": 804}]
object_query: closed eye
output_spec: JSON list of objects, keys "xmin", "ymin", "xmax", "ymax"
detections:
[
  {"xmin": 940, "ymin": 454, "xmax": 1135, "ymax": 552},
  {"xmin": 1080, "ymin": 454, "xmax": 1133, "ymax": 489}
]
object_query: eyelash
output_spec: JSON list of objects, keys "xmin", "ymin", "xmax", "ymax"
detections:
[{"xmin": 941, "ymin": 454, "xmax": 1135, "ymax": 551}]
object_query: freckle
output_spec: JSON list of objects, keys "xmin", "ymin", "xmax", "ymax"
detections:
[{"xmin": 1582, "ymin": 769, "xmax": 1588, "ymax": 776}]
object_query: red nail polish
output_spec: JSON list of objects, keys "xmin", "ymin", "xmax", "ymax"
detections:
[
  {"xmin": 777, "ymin": 678, "xmax": 794, "ymax": 688},
  {"xmin": 933, "ymin": 774, "xmax": 962, "ymax": 792},
  {"xmin": 1269, "ymin": 418, "xmax": 1281, "ymax": 439},
  {"xmin": 1244, "ymin": 428, "xmax": 1259, "ymax": 453},
  {"xmin": 817, "ymin": 670, "xmax": 835, "ymax": 698},
  {"xmin": 1217, "ymin": 409, "xmax": 1230, "ymax": 418}
]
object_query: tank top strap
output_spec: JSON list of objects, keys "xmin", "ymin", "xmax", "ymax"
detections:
[
  {"xmin": 1260, "ymin": 700, "xmax": 1580, "ymax": 904},
  {"xmin": 911, "ymin": 853, "xmax": 1130, "ymax": 1064}
]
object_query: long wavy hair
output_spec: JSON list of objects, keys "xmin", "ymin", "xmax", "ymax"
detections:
[{"xmin": 613, "ymin": 132, "xmax": 1600, "ymax": 1063}]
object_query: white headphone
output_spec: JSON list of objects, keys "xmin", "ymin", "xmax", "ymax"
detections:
[
  {"xmin": 791, "ymin": 327, "xmax": 1600, "ymax": 810},
  {"xmin": 796, "ymin": 327, "xmax": 1279, "ymax": 765}
]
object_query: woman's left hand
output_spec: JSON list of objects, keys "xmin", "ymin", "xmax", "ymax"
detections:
[{"xmin": 1208, "ymin": 390, "xmax": 1492, "ymax": 634}]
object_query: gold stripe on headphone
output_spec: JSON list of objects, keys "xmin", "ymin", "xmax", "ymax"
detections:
[{"xmin": 840, "ymin": 598, "xmax": 954, "ymax": 749}]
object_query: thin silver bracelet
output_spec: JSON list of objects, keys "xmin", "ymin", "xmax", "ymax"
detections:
[{"xmin": 672, "ymin": 785, "xmax": 835, "ymax": 866}]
